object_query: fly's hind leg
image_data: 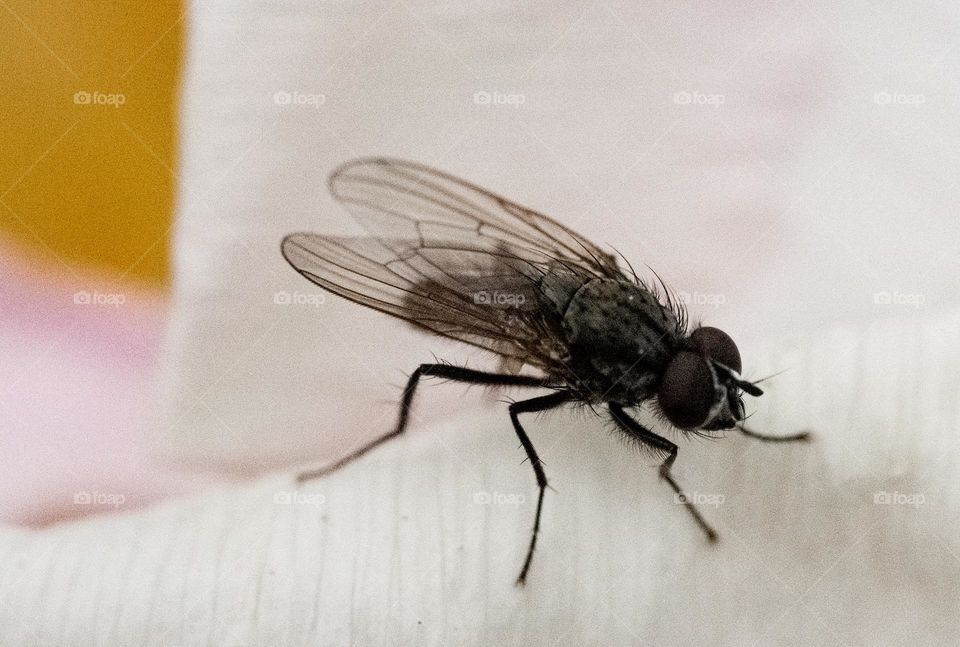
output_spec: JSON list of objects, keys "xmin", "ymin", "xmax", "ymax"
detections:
[
  {"xmin": 608, "ymin": 403, "xmax": 718, "ymax": 542},
  {"xmin": 295, "ymin": 364, "xmax": 552, "ymax": 482}
]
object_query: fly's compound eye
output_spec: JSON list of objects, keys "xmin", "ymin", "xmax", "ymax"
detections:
[
  {"xmin": 690, "ymin": 326, "xmax": 741, "ymax": 374},
  {"xmin": 658, "ymin": 351, "xmax": 716, "ymax": 429}
]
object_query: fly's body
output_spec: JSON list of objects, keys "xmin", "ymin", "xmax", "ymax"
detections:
[{"xmin": 283, "ymin": 157, "xmax": 810, "ymax": 585}]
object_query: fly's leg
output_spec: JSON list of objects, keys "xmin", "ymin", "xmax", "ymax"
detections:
[
  {"xmin": 738, "ymin": 425, "xmax": 811, "ymax": 443},
  {"xmin": 510, "ymin": 391, "xmax": 571, "ymax": 586},
  {"xmin": 295, "ymin": 364, "xmax": 553, "ymax": 482},
  {"xmin": 608, "ymin": 403, "xmax": 718, "ymax": 542}
]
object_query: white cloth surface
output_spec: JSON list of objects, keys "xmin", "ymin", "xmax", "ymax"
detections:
[
  {"xmin": 3, "ymin": 311, "xmax": 959, "ymax": 645},
  {"xmin": 160, "ymin": 0, "xmax": 960, "ymax": 472}
]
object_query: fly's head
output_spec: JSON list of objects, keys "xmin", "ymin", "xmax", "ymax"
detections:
[{"xmin": 656, "ymin": 326, "xmax": 763, "ymax": 432}]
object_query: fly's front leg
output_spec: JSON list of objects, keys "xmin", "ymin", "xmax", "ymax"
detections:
[
  {"xmin": 609, "ymin": 403, "xmax": 718, "ymax": 542},
  {"xmin": 296, "ymin": 364, "xmax": 552, "ymax": 482}
]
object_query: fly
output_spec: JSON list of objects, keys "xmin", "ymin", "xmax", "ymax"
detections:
[{"xmin": 282, "ymin": 157, "xmax": 810, "ymax": 585}]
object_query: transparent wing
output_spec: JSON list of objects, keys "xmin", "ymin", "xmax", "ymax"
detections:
[
  {"xmin": 327, "ymin": 157, "xmax": 624, "ymax": 277},
  {"xmin": 282, "ymin": 158, "xmax": 633, "ymax": 367},
  {"xmin": 281, "ymin": 233, "xmax": 579, "ymax": 368}
]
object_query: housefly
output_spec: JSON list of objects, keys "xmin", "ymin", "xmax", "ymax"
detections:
[{"xmin": 282, "ymin": 158, "xmax": 810, "ymax": 585}]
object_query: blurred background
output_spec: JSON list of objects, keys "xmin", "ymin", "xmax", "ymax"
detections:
[
  {"xmin": 1, "ymin": 0, "xmax": 180, "ymax": 284},
  {"xmin": 0, "ymin": 0, "xmax": 188, "ymax": 525}
]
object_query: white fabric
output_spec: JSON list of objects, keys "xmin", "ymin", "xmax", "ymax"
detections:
[{"xmin": 3, "ymin": 311, "xmax": 959, "ymax": 644}]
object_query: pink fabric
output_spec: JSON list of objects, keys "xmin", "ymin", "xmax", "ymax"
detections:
[{"xmin": 0, "ymin": 239, "xmax": 219, "ymax": 526}]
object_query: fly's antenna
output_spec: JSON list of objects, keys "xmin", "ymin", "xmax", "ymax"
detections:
[
  {"xmin": 750, "ymin": 367, "xmax": 791, "ymax": 385},
  {"xmin": 737, "ymin": 379, "xmax": 764, "ymax": 397},
  {"xmin": 713, "ymin": 362, "xmax": 764, "ymax": 397}
]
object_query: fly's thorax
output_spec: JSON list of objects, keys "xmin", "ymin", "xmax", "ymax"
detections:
[
  {"xmin": 561, "ymin": 279, "xmax": 682, "ymax": 357},
  {"xmin": 559, "ymin": 279, "xmax": 682, "ymax": 401},
  {"xmin": 533, "ymin": 268, "xmax": 593, "ymax": 315}
]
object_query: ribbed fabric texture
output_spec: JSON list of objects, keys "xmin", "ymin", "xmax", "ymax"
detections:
[{"xmin": 3, "ymin": 311, "xmax": 958, "ymax": 645}]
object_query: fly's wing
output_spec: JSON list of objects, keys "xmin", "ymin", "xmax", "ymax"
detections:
[
  {"xmin": 281, "ymin": 158, "xmax": 632, "ymax": 368},
  {"xmin": 281, "ymin": 233, "xmax": 579, "ymax": 367},
  {"xmin": 327, "ymin": 157, "xmax": 624, "ymax": 278}
]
